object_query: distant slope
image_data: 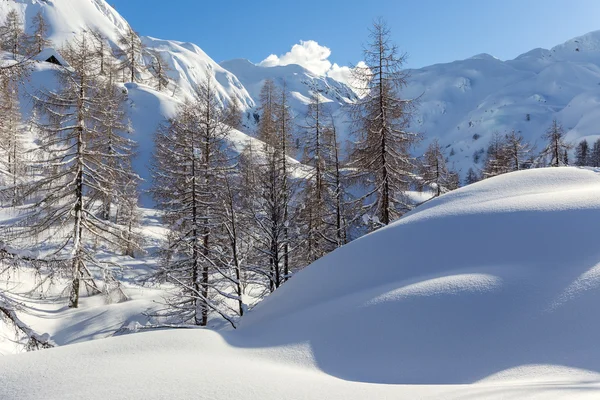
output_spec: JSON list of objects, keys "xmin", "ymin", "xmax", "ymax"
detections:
[
  {"xmin": 405, "ymin": 31, "xmax": 600, "ymax": 176},
  {"xmin": 2, "ymin": 167, "xmax": 600, "ymax": 399}
]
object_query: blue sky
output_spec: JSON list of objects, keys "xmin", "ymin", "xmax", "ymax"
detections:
[{"xmin": 108, "ymin": 0, "xmax": 600, "ymax": 69}]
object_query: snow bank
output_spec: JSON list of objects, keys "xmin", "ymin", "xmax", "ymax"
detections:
[{"xmin": 2, "ymin": 168, "xmax": 600, "ymax": 399}]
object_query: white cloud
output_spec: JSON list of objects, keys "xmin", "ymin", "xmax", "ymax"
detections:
[
  {"xmin": 259, "ymin": 40, "xmax": 333, "ymax": 76},
  {"xmin": 259, "ymin": 41, "xmax": 368, "ymax": 96}
]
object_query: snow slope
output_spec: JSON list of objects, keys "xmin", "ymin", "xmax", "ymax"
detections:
[{"xmin": 2, "ymin": 167, "xmax": 600, "ymax": 398}]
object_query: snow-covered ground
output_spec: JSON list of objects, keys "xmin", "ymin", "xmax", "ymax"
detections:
[{"xmin": 2, "ymin": 167, "xmax": 600, "ymax": 399}]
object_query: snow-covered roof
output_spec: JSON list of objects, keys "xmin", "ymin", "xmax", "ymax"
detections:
[{"xmin": 33, "ymin": 48, "xmax": 69, "ymax": 67}]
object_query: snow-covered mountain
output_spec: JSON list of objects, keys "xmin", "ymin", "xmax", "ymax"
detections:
[
  {"xmin": 6, "ymin": 0, "xmax": 600, "ymax": 182},
  {"xmin": 405, "ymin": 30, "xmax": 600, "ymax": 175},
  {"xmin": 1, "ymin": 0, "xmax": 254, "ymax": 109}
]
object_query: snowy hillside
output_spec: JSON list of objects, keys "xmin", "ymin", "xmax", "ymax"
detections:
[
  {"xmin": 0, "ymin": 0, "xmax": 254, "ymax": 110},
  {"xmin": 405, "ymin": 30, "xmax": 600, "ymax": 176},
  {"xmin": 2, "ymin": 167, "xmax": 600, "ymax": 398}
]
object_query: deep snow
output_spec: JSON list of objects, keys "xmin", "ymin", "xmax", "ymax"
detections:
[{"xmin": 2, "ymin": 167, "xmax": 600, "ymax": 399}]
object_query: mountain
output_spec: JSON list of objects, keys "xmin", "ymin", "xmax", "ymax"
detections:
[
  {"xmin": 2, "ymin": 167, "xmax": 600, "ymax": 398},
  {"xmin": 404, "ymin": 30, "xmax": 600, "ymax": 175}
]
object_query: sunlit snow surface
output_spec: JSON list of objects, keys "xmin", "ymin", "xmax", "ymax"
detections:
[{"xmin": 2, "ymin": 168, "xmax": 600, "ymax": 399}]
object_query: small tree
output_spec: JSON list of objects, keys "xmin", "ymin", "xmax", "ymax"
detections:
[
  {"xmin": 29, "ymin": 11, "xmax": 51, "ymax": 54},
  {"xmin": 483, "ymin": 133, "xmax": 510, "ymax": 178},
  {"xmin": 146, "ymin": 49, "xmax": 171, "ymax": 91},
  {"xmin": 465, "ymin": 168, "xmax": 480, "ymax": 185},
  {"xmin": 541, "ymin": 119, "xmax": 572, "ymax": 167},
  {"xmin": 575, "ymin": 139, "xmax": 589, "ymax": 167},
  {"xmin": 348, "ymin": 18, "xmax": 419, "ymax": 228},
  {"xmin": 0, "ymin": 10, "xmax": 28, "ymax": 58},
  {"xmin": 504, "ymin": 130, "xmax": 533, "ymax": 171},
  {"xmin": 113, "ymin": 26, "xmax": 146, "ymax": 83},
  {"xmin": 417, "ymin": 139, "xmax": 456, "ymax": 197}
]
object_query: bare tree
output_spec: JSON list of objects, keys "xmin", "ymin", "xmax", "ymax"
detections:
[
  {"xmin": 113, "ymin": 26, "xmax": 146, "ymax": 83},
  {"xmin": 504, "ymin": 130, "xmax": 533, "ymax": 171},
  {"xmin": 11, "ymin": 33, "xmax": 138, "ymax": 308},
  {"xmin": 417, "ymin": 139, "xmax": 457, "ymax": 197},
  {"xmin": 541, "ymin": 119, "xmax": 572, "ymax": 167},
  {"xmin": 29, "ymin": 11, "xmax": 51, "ymax": 54},
  {"xmin": 349, "ymin": 18, "xmax": 419, "ymax": 229},
  {"xmin": 0, "ymin": 10, "xmax": 29, "ymax": 59},
  {"xmin": 146, "ymin": 49, "xmax": 171, "ymax": 91},
  {"xmin": 152, "ymin": 75, "xmax": 238, "ymax": 327}
]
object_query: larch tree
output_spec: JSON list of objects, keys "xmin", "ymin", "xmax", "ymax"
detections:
[
  {"xmin": 0, "ymin": 76, "xmax": 25, "ymax": 202},
  {"xmin": 483, "ymin": 133, "xmax": 510, "ymax": 178},
  {"xmin": 417, "ymin": 139, "xmax": 458, "ymax": 197},
  {"xmin": 12, "ymin": 32, "xmax": 139, "ymax": 308},
  {"xmin": 240, "ymin": 79, "xmax": 297, "ymax": 292},
  {"xmin": 114, "ymin": 25, "xmax": 145, "ymax": 83},
  {"xmin": 29, "ymin": 11, "xmax": 51, "ymax": 54},
  {"xmin": 152, "ymin": 75, "xmax": 238, "ymax": 327},
  {"xmin": 504, "ymin": 130, "xmax": 533, "ymax": 171},
  {"xmin": 348, "ymin": 18, "xmax": 419, "ymax": 229},
  {"xmin": 146, "ymin": 49, "xmax": 171, "ymax": 91},
  {"xmin": 575, "ymin": 139, "xmax": 589, "ymax": 167},
  {"xmin": 541, "ymin": 119, "xmax": 572, "ymax": 167},
  {"xmin": 0, "ymin": 10, "xmax": 28, "ymax": 58}
]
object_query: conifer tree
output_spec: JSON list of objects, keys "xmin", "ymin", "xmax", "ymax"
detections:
[
  {"xmin": 349, "ymin": 18, "xmax": 418, "ymax": 228},
  {"xmin": 541, "ymin": 119, "xmax": 572, "ymax": 167},
  {"xmin": 29, "ymin": 11, "xmax": 51, "ymax": 54},
  {"xmin": 146, "ymin": 49, "xmax": 171, "ymax": 91},
  {"xmin": 152, "ymin": 75, "xmax": 238, "ymax": 327},
  {"xmin": 114, "ymin": 26, "xmax": 146, "ymax": 83},
  {"xmin": 12, "ymin": 33, "xmax": 139, "ymax": 308},
  {"xmin": 0, "ymin": 10, "xmax": 28, "ymax": 58},
  {"xmin": 504, "ymin": 130, "xmax": 533, "ymax": 171},
  {"xmin": 575, "ymin": 139, "xmax": 589, "ymax": 167},
  {"xmin": 417, "ymin": 139, "xmax": 457, "ymax": 197},
  {"xmin": 483, "ymin": 133, "xmax": 510, "ymax": 178}
]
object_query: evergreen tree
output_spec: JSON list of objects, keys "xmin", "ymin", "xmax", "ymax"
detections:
[
  {"xmin": 591, "ymin": 139, "xmax": 600, "ymax": 167},
  {"xmin": 348, "ymin": 18, "xmax": 418, "ymax": 229}
]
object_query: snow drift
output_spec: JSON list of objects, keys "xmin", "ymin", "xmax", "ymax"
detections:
[{"xmin": 2, "ymin": 167, "xmax": 600, "ymax": 399}]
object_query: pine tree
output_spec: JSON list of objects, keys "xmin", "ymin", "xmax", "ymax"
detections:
[
  {"xmin": 152, "ymin": 75, "xmax": 237, "ymax": 327},
  {"xmin": 29, "ymin": 11, "xmax": 51, "ymax": 54},
  {"xmin": 113, "ymin": 26, "xmax": 146, "ymax": 83},
  {"xmin": 575, "ymin": 140, "xmax": 589, "ymax": 167},
  {"xmin": 12, "ymin": 32, "xmax": 139, "ymax": 308},
  {"xmin": 417, "ymin": 139, "xmax": 456, "ymax": 197},
  {"xmin": 541, "ymin": 119, "xmax": 572, "ymax": 167},
  {"xmin": 348, "ymin": 18, "xmax": 418, "ymax": 229}
]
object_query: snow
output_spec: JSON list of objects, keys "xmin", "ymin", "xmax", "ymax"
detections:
[{"xmin": 2, "ymin": 167, "xmax": 600, "ymax": 398}]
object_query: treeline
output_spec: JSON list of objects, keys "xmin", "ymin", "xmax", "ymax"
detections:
[{"xmin": 466, "ymin": 119, "xmax": 574, "ymax": 184}]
